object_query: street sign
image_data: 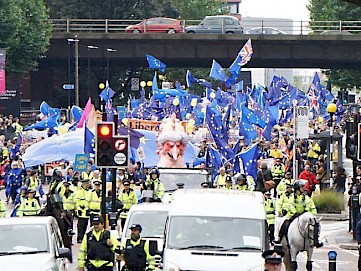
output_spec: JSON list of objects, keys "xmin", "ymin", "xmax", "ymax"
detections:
[
  {"xmin": 296, "ymin": 106, "xmax": 309, "ymax": 139},
  {"xmin": 131, "ymin": 78, "xmax": 139, "ymax": 91},
  {"xmin": 62, "ymin": 84, "xmax": 74, "ymax": 90}
]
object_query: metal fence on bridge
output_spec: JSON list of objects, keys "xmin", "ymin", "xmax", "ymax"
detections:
[{"xmin": 50, "ymin": 18, "xmax": 361, "ymax": 35}]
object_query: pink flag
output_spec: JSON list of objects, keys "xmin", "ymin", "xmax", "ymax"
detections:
[
  {"xmin": 0, "ymin": 49, "xmax": 6, "ymax": 95},
  {"xmin": 77, "ymin": 98, "xmax": 92, "ymax": 128}
]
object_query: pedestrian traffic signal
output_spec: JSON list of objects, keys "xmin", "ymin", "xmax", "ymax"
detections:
[{"xmin": 96, "ymin": 122, "xmax": 129, "ymax": 168}]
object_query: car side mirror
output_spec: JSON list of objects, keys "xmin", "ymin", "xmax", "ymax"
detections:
[
  {"xmin": 57, "ymin": 247, "xmax": 72, "ymax": 260},
  {"xmin": 149, "ymin": 240, "xmax": 161, "ymax": 256}
]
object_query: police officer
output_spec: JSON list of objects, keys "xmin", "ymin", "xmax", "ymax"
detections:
[
  {"xmin": 78, "ymin": 216, "xmax": 119, "ymax": 271},
  {"xmin": 118, "ymin": 180, "xmax": 138, "ymax": 230},
  {"xmin": 49, "ymin": 169, "xmax": 65, "ymax": 197},
  {"xmin": 17, "ymin": 189, "xmax": 40, "ymax": 217},
  {"xmin": 264, "ymin": 191, "xmax": 276, "ymax": 243},
  {"xmin": 142, "ymin": 168, "xmax": 164, "ymax": 202},
  {"xmin": 234, "ymin": 174, "xmax": 249, "ymax": 191},
  {"xmin": 120, "ymin": 224, "xmax": 155, "ymax": 271},
  {"xmin": 0, "ymin": 197, "xmax": 5, "ymax": 217},
  {"xmin": 271, "ymin": 159, "xmax": 285, "ymax": 198},
  {"xmin": 262, "ymin": 249, "xmax": 284, "ymax": 271},
  {"xmin": 276, "ymin": 180, "xmax": 322, "ymax": 247},
  {"xmin": 223, "ymin": 176, "xmax": 234, "ymax": 190},
  {"xmin": 62, "ymin": 180, "xmax": 75, "ymax": 213},
  {"xmin": 89, "ymin": 180, "xmax": 102, "ymax": 221},
  {"xmin": 277, "ymin": 183, "xmax": 293, "ymax": 217},
  {"xmin": 75, "ymin": 179, "xmax": 91, "ymax": 243},
  {"xmin": 276, "ymin": 171, "xmax": 294, "ymax": 198},
  {"xmin": 356, "ymin": 218, "xmax": 361, "ymax": 271}
]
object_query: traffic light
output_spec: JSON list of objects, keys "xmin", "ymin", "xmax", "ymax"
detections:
[{"xmin": 96, "ymin": 122, "xmax": 129, "ymax": 168}]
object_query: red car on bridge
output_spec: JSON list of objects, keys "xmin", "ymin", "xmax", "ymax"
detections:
[{"xmin": 125, "ymin": 17, "xmax": 184, "ymax": 34}]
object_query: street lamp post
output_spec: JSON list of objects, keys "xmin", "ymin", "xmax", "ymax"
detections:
[
  {"xmin": 106, "ymin": 48, "xmax": 117, "ymax": 81},
  {"xmin": 67, "ymin": 36, "xmax": 80, "ymax": 106},
  {"xmin": 327, "ymin": 102, "xmax": 337, "ymax": 187},
  {"xmin": 87, "ymin": 45, "xmax": 98, "ymax": 99}
]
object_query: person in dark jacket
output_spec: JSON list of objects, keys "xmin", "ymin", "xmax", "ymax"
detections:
[{"xmin": 334, "ymin": 166, "xmax": 346, "ymax": 194}]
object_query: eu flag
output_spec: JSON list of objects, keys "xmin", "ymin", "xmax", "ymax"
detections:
[
  {"xmin": 146, "ymin": 54, "xmax": 166, "ymax": 72},
  {"xmin": 239, "ymin": 143, "xmax": 259, "ymax": 180},
  {"xmin": 210, "ymin": 60, "xmax": 228, "ymax": 82}
]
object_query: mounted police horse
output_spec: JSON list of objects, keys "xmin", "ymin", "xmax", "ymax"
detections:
[
  {"xmin": 279, "ymin": 212, "xmax": 321, "ymax": 271},
  {"xmin": 39, "ymin": 194, "xmax": 73, "ymax": 262}
]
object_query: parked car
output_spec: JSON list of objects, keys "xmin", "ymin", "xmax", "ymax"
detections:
[
  {"xmin": 125, "ymin": 17, "xmax": 184, "ymax": 34},
  {"xmin": 185, "ymin": 15, "xmax": 243, "ymax": 34},
  {"xmin": 246, "ymin": 27, "xmax": 286, "ymax": 35},
  {"xmin": 0, "ymin": 216, "xmax": 71, "ymax": 271}
]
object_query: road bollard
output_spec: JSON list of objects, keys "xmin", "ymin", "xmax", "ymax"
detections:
[{"xmin": 328, "ymin": 250, "xmax": 337, "ymax": 271}]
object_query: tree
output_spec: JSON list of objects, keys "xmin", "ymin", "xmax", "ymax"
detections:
[
  {"xmin": 0, "ymin": 0, "xmax": 52, "ymax": 75},
  {"xmin": 171, "ymin": 0, "xmax": 229, "ymax": 20},
  {"xmin": 308, "ymin": 0, "xmax": 361, "ymax": 89}
]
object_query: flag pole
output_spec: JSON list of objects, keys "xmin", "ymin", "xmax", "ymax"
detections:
[{"xmin": 292, "ymin": 100, "xmax": 298, "ymax": 181}]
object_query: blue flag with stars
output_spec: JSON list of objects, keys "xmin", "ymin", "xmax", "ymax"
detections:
[
  {"xmin": 146, "ymin": 54, "xmax": 166, "ymax": 72},
  {"xmin": 210, "ymin": 60, "xmax": 228, "ymax": 82},
  {"xmin": 239, "ymin": 143, "xmax": 259, "ymax": 180},
  {"xmin": 84, "ymin": 126, "xmax": 95, "ymax": 154}
]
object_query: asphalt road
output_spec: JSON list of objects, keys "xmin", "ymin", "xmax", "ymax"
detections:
[{"xmin": 1, "ymin": 186, "xmax": 358, "ymax": 271}]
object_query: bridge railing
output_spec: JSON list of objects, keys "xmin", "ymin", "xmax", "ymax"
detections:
[{"xmin": 50, "ymin": 19, "xmax": 361, "ymax": 35}]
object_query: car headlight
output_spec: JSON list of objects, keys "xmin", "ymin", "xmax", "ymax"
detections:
[{"xmin": 165, "ymin": 262, "xmax": 180, "ymax": 271}]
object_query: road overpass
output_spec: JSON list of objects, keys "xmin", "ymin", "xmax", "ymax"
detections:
[{"xmin": 46, "ymin": 32, "xmax": 361, "ymax": 69}]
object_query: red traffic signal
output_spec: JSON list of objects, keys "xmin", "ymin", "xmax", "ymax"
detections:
[{"xmin": 97, "ymin": 123, "xmax": 112, "ymax": 137}]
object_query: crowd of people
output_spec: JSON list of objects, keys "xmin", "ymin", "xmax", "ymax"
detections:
[{"xmin": 0, "ymin": 110, "xmax": 358, "ymax": 270}]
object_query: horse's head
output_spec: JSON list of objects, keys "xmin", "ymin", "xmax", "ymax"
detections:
[{"xmin": 301, "ymin": 212, "xmax": 321, "ymax": 247}]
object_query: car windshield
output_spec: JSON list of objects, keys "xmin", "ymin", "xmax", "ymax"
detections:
[
  {"xmin": 0, "ymin": 224, "xmax": 49, "ymax": 254},
  {"xmin": 167, "ymin": 216, "xmax": 263, "ymax": 250},
  {"xmin": 125, "ymin": 210, "xmax": 168, "ymax": 238},
  {"xmin": 160, "ymin": 172, "xmax": 208, "ymax": 191}
]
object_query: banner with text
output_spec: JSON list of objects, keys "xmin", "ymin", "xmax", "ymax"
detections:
[
  {"xmin": 0, "ymin": 49, "xmax": 6, "ymax": 95},
  {"xmin": 127, "ymin": 118, "xmax": 187, "ymax": 131}
]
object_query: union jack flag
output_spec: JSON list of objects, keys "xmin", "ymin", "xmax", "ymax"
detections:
[
  {"xmin": 307, "ymin": 84, "xmax": 319, "ymax": 113},
  {"xmin": 239, "ymin": 38, "xmax": 253, "ymax": 66}
]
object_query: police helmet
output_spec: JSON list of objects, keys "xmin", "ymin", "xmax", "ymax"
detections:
[
  {"xmin": 293, "ymin": 180, "xmax": 307, "ymax": 191},
  {"xmin": 237, "ymin": 174, "xmax": 247, "ymax": 182},
  {"xmin": 149, "ymin": 168, "xmax": 160, "ymax": 176},
  {"xmin": 18, "ymin": 186, "xmax": 28, "ymax": 194},
  {"xmin": 49, "ymin": 193, "xmax": 63, "ymax": 205},
  {"xmin": 225, "ymin": 176, "xmax": 232, "ymax": 183}
]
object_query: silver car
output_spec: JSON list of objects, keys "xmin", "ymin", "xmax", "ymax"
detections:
[
  {"xmin": 185, "ymin": 15, "xmax": 243, "ymax": 34},
  {"xmin": 0, "ymin": 216, "xmax": 71, "ymax": 271}
]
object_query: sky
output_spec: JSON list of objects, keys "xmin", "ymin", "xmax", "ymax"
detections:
[{"xmin": 240, "ymin": 0, "xmax": 310, "ymax": 21}]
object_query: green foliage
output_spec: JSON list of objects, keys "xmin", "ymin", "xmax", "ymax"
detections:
[
  {"xmin": 313, "ymin": 190, "xmax": 344, "ymax": 213},
  {"xmin": 308, "ymin": 0, "xmax": 361, "ymax": 89},
  {"xmin": 172, "ymin": 0, "xmax": 229, "ymax": 20},
  {"xmin": 0, "ymin": 0, "xmax": 52, "ymax": 75},
  {"xmin": 44, "ymin": 0, "xmax": 179, "ymax": 19}
]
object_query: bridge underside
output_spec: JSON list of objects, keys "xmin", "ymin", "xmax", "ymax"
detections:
[{"xmin": 46, "ymin": 33, "xmax": 361, "ymax": 69}]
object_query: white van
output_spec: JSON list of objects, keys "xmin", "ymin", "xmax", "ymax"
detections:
[
  {"xmin": 121, "ymin": 203, "xmax": 170, "ymax": 270},
  {"xmin": 163, "ymin": 189, "xmax": 268, "ymax": 271}
]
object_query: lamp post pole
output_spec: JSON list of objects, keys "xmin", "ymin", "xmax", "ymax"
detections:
[
  {"xmin": 327, "ymin": 102, "xmax": 337, "ymax": 187},
  {"xmin": 106, "ymin": 48, "xmax": 117, "ymax": 81},
  {"xmin": 87, "ymin": 45, "xmax": 98, "ymax": 100},
  {"xmin": 67, "ymin": 36, "xmax": 80, "ymax": 106}
]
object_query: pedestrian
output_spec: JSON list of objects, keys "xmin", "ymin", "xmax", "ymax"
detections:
[
  {"xmin": 75, "ymin": 179, "xmax": 91, "ymax": 243},
  {"xmin": 213, "ymin": 167, "xmax": 227, "ymax": 188},
  {"xmin": 118, "ymin": 180, "xmax": 138, "ymax": 230},
  {"xmin": 298, "ymin": 165, "xmax": 318, "ymax": 197},
  {"xmin": 49, "ymin": 169, "xmax": 65, "ymax": 196},
  {"xmin": 120, "ymin": 224, "xmax": 156, "ymax": 271},
  {"xmin": 316, "ymin": 159, "xmax": 327, "ymax": 190},
  {"xmin": 78, "ymin": 216, "xmax": 119, "ymax": 271},
  {"xmin": 89, "ymin": 180, "xmax": 102, "ymax": 221},
  {"xmin": 333, "ymin": 166, "xmax": 346, "ymax": 194},
  {"xmin": 17, "ymin": 189, "xmax": 40, "ymax": 217},
  {"xmin": 262, "ymin": 249, "xmax": 284, "ymax": 271},
  {"xmin": 5, "ymin": 161, "xmax": 22, "ymax": 203},
  {"xmin": 256, "ymin": 162, "xmax": 274, "ymax": 193},
  {"xmin": 307, "ymin": 139, "xmax": 321, "ymax": 165},
  {"xmin": 264, "ymin": 191, "xmax": 275, "ymax": 243}
]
